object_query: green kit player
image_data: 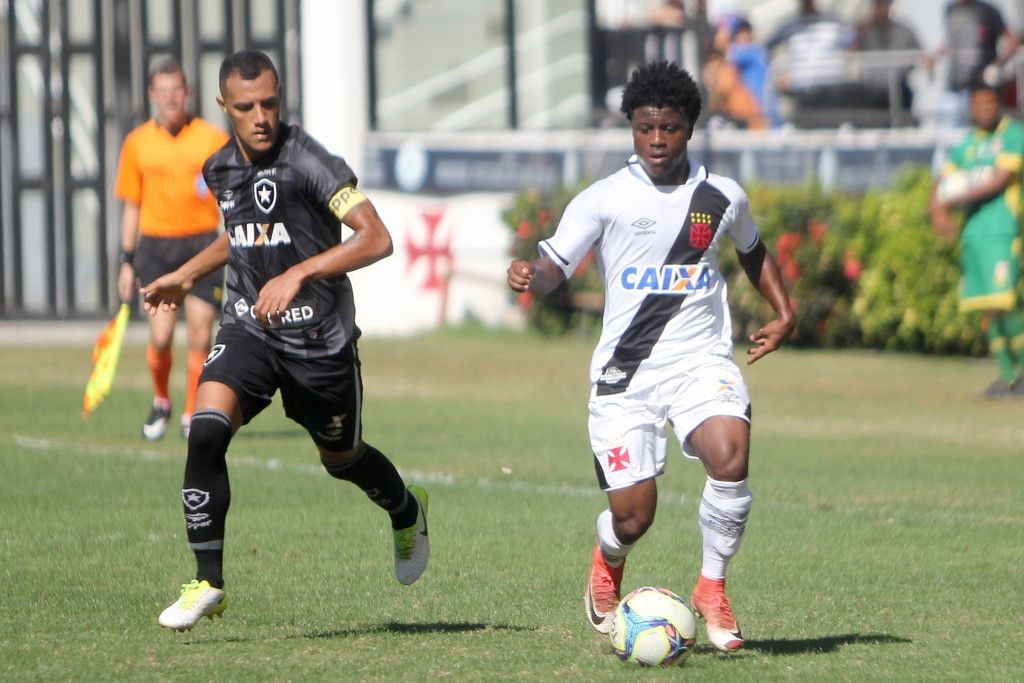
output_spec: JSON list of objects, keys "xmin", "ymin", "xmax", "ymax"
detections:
[{"xmin": 931, "ymin": 80, "xmax": 1024, "ymax": 397}]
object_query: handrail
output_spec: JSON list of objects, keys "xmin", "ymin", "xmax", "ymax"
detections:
[
  {"xmin": 377, "ymin": 9, "xmax": 585, "ymax": 120},
  {"xmin": 770, "ymin": 46, "xmax": 1024, "ymax": 124}
]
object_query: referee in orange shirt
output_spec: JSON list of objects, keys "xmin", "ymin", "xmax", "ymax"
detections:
[{"xmin": 115, "ymin": 58, "xmax": 230, "ymax": 440}]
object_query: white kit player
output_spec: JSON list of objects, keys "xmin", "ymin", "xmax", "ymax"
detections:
[{"xmin": 507, "ymin": 61, "xmax": 794, "ymax": 651}]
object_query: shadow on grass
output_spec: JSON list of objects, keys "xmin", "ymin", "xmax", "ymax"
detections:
[
  {"xmin": 301, "ymin": 621, "xmax": 536, "ymax": 639},
  {"xmin": 183, "ymin": 621, "xmax": 534, "ymax": 645},
  {"xmin": 728, "ymin": 633, "xmax": 911, "ymax": 656}
]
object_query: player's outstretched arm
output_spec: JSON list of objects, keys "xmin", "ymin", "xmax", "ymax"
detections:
[
  {"xmin": 737, "ymin": 241, "xmax": 794, "ymax": 365},
  {"xmin": 507, "ymin": 256, "xmax": 565, "ymax": 296},
  {"xmin": 141, "ymin": 232, "xmax": 230, "ymax": 314}
]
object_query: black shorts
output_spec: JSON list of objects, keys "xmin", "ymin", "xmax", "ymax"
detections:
[
  {"xmin": 200, "ymin": 323, "xmax": 363, "ymax": 451},
  {"xmin": 136, "ymin": 232, "xmax": 223, "ymax": 307}
]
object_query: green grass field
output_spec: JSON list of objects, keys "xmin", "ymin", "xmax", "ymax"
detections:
[{"xmin": 1, "ymin": 325, "xmax": 1021, "ymax": 681}]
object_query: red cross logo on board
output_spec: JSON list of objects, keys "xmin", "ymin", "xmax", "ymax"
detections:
[
  {"xmin": 607, "ymin": 446, "xmax": 631, "ymax": 472},
  {"xmin": 405, "ymin": 208, "xmax": 453, "ymax": 290}
]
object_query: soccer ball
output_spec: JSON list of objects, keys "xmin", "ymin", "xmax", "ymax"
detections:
[
  {"xmin": 609, "ymin": 586, "xmax": 697, "ymax": 666},
  {"xmin": 936, "ymin": 167, "xmax": 994, "ymax": 203}
]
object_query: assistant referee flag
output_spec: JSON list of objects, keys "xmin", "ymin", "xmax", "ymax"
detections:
[{"xmin": 82, "ymin": 303, "xmax": 130, "ymax": 416}]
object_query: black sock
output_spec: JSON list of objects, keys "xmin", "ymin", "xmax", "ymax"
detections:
[
  {"xmin": 195, "ymin": 550, "xmax": 224, "ymax": 589},
  {"xmin": 182, "ymin": 409, "xmax": 233, "ymax": 587},
  {"xmin": 323, "ymin": 443, "xmax": 417, "ymax": 529}
]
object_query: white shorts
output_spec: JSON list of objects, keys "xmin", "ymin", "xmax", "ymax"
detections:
[{"xmin": 588, "ymin": 355, "xmax": 751, "ymax": 492}]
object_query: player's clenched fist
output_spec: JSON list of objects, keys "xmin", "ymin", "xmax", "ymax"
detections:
[
  {"xmin": 140, "ymin": 275, "xmax": 191, "ymax": 315},
  {"xmin": 507, "ymin": 260, "xmax": 535, "ymax": 292}
]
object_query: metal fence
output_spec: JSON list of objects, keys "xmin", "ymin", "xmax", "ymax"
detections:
[{"xmin": 0, "ymin": 0, "xmax": 299, "ymax": 319}]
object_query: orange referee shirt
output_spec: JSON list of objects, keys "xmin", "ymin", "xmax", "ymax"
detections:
[{"xmin": 114, "ymin": 117, "xmax": 230, "ymax": 237}]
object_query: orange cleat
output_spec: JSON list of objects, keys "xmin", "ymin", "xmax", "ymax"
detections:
[
  {"xmin": 584, "ymin": 544, "xmax": 624, "ymax": 634},
  {"xmin": 691, "ymin": 575, "xmax": 744, "ymax": 651}
]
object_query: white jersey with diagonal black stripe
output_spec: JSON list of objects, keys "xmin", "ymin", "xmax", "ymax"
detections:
[{"xmin": 539, "ymin": 157, "xmax": 760, "ymax": 395}]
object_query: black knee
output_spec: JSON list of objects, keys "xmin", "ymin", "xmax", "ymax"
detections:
[
  {"xmin": 613, "ymin": 508, "xmax": 655, "ymax": 544},
  {"xmin": 321, "ymin": 443, "xmax": 366, "ymax": 479},
  {"xmin": 187, "ymin": 409, "xmax": 233, "ymax": 458}
]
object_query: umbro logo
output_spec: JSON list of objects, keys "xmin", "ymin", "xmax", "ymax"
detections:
[{"xmin": 631, "ymin": 217, "xmax": 656, "ymax": 229}]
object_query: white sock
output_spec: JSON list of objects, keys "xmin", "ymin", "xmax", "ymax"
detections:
[
  {"xmin": 698, "ymin": 478, "xmax": 753, "ymax": 579},
  {"xmin": 596, "ymin": 509, "xmax": 634, "ymax": 567}
]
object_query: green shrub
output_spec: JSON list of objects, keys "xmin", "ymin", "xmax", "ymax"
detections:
[
  {"xmin": 852, "ymin": 168, "xmax": 986, "ymax": 355},
  {"xmin": 725, "ymin": 181, "xmax": 861, "ymax": 348},
  {"xmin": 501, "ymin": 182, "xmax": 599, "ymax": 336}
]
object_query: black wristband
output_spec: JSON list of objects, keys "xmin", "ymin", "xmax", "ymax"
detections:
[{"xmin": 118, "ymin": 250, "xmax": 134, "ymax": 266}]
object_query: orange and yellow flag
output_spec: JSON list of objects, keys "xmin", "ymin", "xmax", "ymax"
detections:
[{"xmin": 82, "ymin": 303, "xmax": 130, "ymax": 417}]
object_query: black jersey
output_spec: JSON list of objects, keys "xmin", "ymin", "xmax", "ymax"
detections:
[{"xmin": 204, "ymin": 124, "xmax": 363, "ymax": 358}]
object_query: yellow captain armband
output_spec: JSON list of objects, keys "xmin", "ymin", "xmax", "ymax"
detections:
[{"xmin": 328, "ymin": 185, "xmax": 368, "ymax": 221}]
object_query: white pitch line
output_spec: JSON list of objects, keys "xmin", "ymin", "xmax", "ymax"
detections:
[
  {"xmin": 10, "ymin": 433, "xmax": 608, "ymax": 502},
  {"xmin": 10, "ymin": 434, "xmax": 1018, "ymax": 526}
]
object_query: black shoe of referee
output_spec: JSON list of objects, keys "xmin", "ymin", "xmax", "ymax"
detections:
[{"xmin": 142, "ymin": 399, "xmax": 171, "ymax": 440}]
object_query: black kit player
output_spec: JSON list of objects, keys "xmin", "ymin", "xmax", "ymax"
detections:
[
  {"xmin": 508, "ymin": 62, "xmax": 794, "ymax": 651},
  {"xmin": 142, "ymin": 50, "xmax": 429, "ymax": 630}
]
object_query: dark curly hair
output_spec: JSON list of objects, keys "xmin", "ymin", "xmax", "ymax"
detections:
[{"xmin": 620, "ymin": 61, "xmax": 702, "ymax": 125}]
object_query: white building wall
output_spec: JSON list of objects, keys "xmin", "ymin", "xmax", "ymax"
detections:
[{"xmin": 299, "ymin": 1, "xmax": 520, "ymax": 337}]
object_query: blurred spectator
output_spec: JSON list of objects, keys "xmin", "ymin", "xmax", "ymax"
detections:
[
  {"xmin": 649, "ymin": 0, "xmax": 685, "ymax": 28},
  {"xmin": 703, "ymin": 47, "xmax": 768, "ymax": 130},
  {"xmin": 591, "ymin": 0, "xmax": 711, "ymax": 126},
  {"xmin": 719, "ymin": 17, "xmax": 780, "ymax": 127},
  {"xmin": 856, "ymin": 0, "xmax": 920, "ymax": 52},
  {"xmin": 855, "ymin": 0, "xmax": 921, "ymax": 111},
  {"xmin": 765, "ymin": 0, "xmax": 856, "ymax": 94},
  {"xmin": 924, "ymin": 0, "xmax": 1021, "ymax": 127}
]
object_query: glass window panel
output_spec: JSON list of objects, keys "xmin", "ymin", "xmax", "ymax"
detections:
[
  {"xmin": 256, "ymin": 49, "xmax": 289, "ymax": 117},
  {"xmin": 16, "ymin": 55, "xmax": 45, "ymax": 177},
  {"xmin": 249, "ymin": 0, "xmax": 277, "ymax": 40},
  {"xmin": 374, "ymin": 0, "xmax": 508, "ymax": 131},
  {"xmin": 198, "ymin": 1, "xmax": 226, "ymax": 42},
  {"xmin": 72, "ymin": 190, "xmax": 101, "ymax": 310},
  {"xmin": 146, "ymin": 0, "xmax": 175, "ymax": 42},
  {"xmin": 67, "ymin": 0, "xmax": 95, "ymax": 43},
  {"xmin": 68, "ymin": 55, "xmax": 100, "ymax": 178},
  {"xmin": 198, "ymin": 52, "xmax": 228, "ymax": 126},
  {"xmin": 14, "ymin": 0, "xmax": 43, "ymax": 46},
  {"xmin": 513, "ymin": 0, "xmax": 588, "ymax": 130},
  {"xmin": 19, "ymin": 189, "xmax": 48, "ymax": 313}
]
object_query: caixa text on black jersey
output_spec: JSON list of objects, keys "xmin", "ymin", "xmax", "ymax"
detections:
[{"xmin": 227, "ymin": 222, "xmax": 293, "ymax": 247}]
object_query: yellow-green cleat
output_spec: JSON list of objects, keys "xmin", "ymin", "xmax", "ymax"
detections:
[
  {"xmin": 158, "ymin": 579, "xmax": 227, "ymax": 631},
  {"xmin": 393, "ymin": 485, "xmax": 429, "ymax": 585}
]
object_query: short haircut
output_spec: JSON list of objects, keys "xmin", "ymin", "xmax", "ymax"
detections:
[
  {"xmin": 620, "ymin": 61, "xmax": 702, "ymax": 125},
  {"xmin": 218, "ymin": 50, "xmax": 279, "ymax": 95},
  {"xmin": 148, "ymin": 57, "xmax": 186, "ymax": 87}
]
